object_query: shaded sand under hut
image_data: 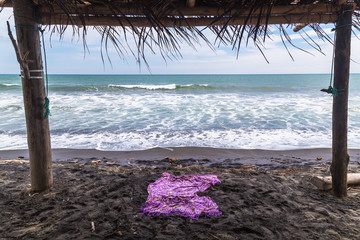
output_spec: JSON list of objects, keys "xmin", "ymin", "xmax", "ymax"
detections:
[
  {"xmin": 1, "ymin": 0, "xmax": 360, "ymax": 195},
  {"xmin": 1, "ymin": 1, "xmax": 360, "ymax": 238}
]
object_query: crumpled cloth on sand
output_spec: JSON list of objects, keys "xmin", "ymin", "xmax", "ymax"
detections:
[{"xmin": 139, "ymin": 172, "xmax": 222, "ymax": 219}]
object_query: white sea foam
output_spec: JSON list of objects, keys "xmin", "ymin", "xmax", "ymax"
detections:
[
  {"xmin": 2, "ymin": 127, "xmax": 360, "ymax": 151},
  {"xmin": 2, "ymin": 83, "xmax": 21, "ymax": 86},
  {"xmin": 109, "ymin": 84, "xmax": 177, "ymax": 90},
  {"xmin": 26, "ymin": 128, "xmax": 358, "ymax": 151},
  {"xmin": 5, "ymin": 90, "xmax": 356, "ymax": 151},
  {"xmin": 0, "ymin": 134, "xmax": 28, "ymax": 150},
  {"xmin": 180, "ymin": 84, "xmax": 209, "ymax": 87},
  {"xmin": 108, "ymin": 83, "xmax": 209, "ymax": 90},
  {"xmin": 1, "ymin": 74, "xmax": 360, "ymax": 151}
]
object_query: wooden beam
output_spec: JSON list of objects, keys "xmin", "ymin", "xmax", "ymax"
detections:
[
  {"xmin": 12, "ymin": 0, "xmax": 53, "ymax": 192},
  {"xmin": 1, "ymin": 1, "xmax": 344, "ymax": 22},
  {"xmin": 41, "ymin": 13, "xmax": 337, "ymax": 27},
  {"xmin": 331, "ymin": 4, "xmax": 353, "ymax": 198},
  {"xmin": 36, "ymin": 3, "xmax": 340, "ymax": 17}
]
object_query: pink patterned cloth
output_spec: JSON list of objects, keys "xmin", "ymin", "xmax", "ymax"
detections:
[{"xmin": 139, "ymin": 172, "xmax": 222, "ymax": 219}]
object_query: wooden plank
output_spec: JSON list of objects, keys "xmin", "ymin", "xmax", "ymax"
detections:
[
  {"xmin": 12, "ymin": 0, "xmax": 53, "ymax": 192},
  {"xmin": 331, "ymin": 4, "xmax": 353, "ymax": 198},
  {"xmin": 40, "ymin": 13, "xmax": 337, "ymax": 27},
  {"xmin": 311, "ymin": 173, "xmax": 360, "ymax": 190}
]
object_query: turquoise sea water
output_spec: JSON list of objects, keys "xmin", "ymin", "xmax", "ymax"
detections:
[{"xmin": 0, "ymin": 74, "xmax": 359, "ymax": 150}]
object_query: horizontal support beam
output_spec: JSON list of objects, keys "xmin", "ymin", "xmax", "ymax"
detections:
[
  {"xmin": 1, "ymin": 1, "xmax": 342, "ymax": 17},
  {"xmin": 41, "ymin": 13, "xmax": 337, "ymax": 27},
  {"xmin": 40, "ymin": 3, "xmax": 341, "ymax": 17}
]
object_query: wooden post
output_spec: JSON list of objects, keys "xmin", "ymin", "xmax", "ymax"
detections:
[
  {"xmin": 331, "ymin": 4, "xmax": 353, "ymax": 198},
  {"xmin": 12, "ymin": 0, "xmax": 53, "ymax": 192}
]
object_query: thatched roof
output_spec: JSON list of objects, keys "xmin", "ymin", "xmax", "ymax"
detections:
[{"xmin": 1, "ymin": 0, "xmax": 360, "ymax": 65}]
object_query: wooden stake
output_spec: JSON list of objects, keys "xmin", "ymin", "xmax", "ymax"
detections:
[
  {"xmin": 331, "ymin": 4, "xmax": 353, "ymax": 198},
  {"xmin": 12, "ymin": 0, "xmax": 53, "ymax": 192},
  {"xmin": 7, "ymin": 21, "xmax": 30, "ymax": 79}
]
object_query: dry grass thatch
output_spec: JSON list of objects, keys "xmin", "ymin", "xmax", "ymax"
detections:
[{"xmin": 1, "ymin": 0, "xmax": 360, "ymax": 66}]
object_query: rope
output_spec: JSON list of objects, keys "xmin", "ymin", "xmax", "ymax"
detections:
[
  {"xmin": 39, "ymin": 28, "xmax": 49, "ymax": 96},
  {"xmin": 321, "ymin": 86, "xmax": 344, "ymax": 97},
  {"xmin": 15, "ymin": 24, "xmax": 50, "ymax": 119},
  {"xmin": 329, "ymin": 32, "xmax": 336, "ymax": 89},
  {"xmin": 331, "ymin": 23, "xmax": 353, "ymax": 32},
  {"xmin": 331, "ymin": 8, "xmax": 354, "ymax": 32},
  {"xmin": 15, "ymin": 24, "xmax": 41, "ymax": 31},
  {"xmin": 321, "ymin": 33, "xmax": 341, "ymax": 97},
  {"xmin": 321, "ymin": 6, "xmax": 349, "ymax": 98},
  {"xmin": 44, "ymin": 97, "xmax": 51, "ymax": 119},
  {"xmin": 40, "ymin": 28, "xmax": 51, "ymax": 119}
]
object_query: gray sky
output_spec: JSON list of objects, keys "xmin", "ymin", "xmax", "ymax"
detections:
[{"xmin": 1, "ymin": 8, "xmax": 360, "ymax": 74}]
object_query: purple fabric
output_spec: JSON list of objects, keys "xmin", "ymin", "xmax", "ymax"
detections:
[{"xmin": 139, "ymin": 172, "xmax": 222, "ymax": 219}]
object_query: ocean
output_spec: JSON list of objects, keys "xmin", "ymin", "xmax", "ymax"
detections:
[{"xmin": 0, "ymin": 74, "xmax": 359, "ymax": 151}]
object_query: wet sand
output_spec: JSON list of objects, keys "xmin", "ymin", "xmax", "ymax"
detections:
[
  {"xmin": 2, "ymin": 147, "xmax": 360, "ymax": 167},
  {"xmin": 1, "ymin": 148, "xmax": 360, "ymax": 239}
]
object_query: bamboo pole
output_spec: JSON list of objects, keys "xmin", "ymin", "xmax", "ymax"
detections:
[
  {"xmin": 12, "ymin": 0, "xmax": 53, "ymax": 192},
  {"xmin": 41, "ymin": 13, "xmax": 337, "ymax": 27},
  {"xmin": 331, "ymin": 4, "xmax": 353, "ymax": 198}
]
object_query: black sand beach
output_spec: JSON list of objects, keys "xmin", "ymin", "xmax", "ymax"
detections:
[{"xmin": 1, "ymin": 148, "xmax": 360, "ymax": 239}]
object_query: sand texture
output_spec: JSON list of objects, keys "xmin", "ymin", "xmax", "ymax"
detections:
[{"xmin": 1, "ymin": 148, "xmax": 360, "ymax": 239}]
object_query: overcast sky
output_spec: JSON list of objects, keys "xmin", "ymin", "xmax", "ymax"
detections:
[{"xmin": 1, "ymin": 8, "xmax": 360, "ymax": 74}]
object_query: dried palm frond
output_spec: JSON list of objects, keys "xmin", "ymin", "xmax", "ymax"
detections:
[{"xmin": 3, "ymin": 0, "xmax": 360, "ymax": 65}]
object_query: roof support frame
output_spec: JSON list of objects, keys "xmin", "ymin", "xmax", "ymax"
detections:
[
  {"xmin": 11, "ymin": 0, "xmax": 53, "ymax": 192},
  {"xmin": 1, "ymin": 0, "xmax": 343, "ymax": 19},
  {"xmin": 1, "ymin": 0, "xmax": 358, "ymax": 197},
  {"xmin": 331, "ymin": 3, "xmax": 353, "ymax": 198}
]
